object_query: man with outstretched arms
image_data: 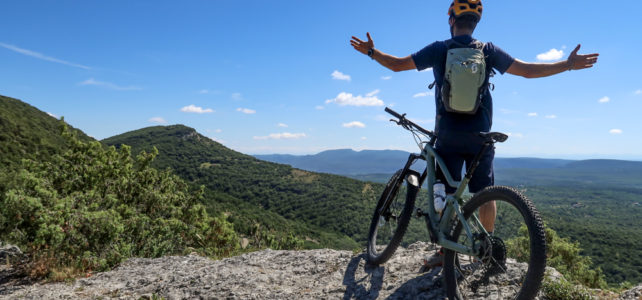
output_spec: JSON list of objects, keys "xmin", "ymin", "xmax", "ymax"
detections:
[{"xmin": 351, "ymin": 0, "xmax": 599, "ymax": 268}]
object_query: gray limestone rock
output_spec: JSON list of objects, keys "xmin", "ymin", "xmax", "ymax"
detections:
[{"xmin": 0, "ymin": 242, "xmax": 640, "ymax": 299}]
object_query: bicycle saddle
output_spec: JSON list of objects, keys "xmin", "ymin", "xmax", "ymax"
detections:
[{"xmin": 479, "ymin": 132, "xmax": 509, "ymax": 143}]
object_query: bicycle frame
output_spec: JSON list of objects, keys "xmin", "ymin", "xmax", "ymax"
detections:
[{"xmin": 403, "ymin": 141, "xmax": 491, "ymax": 257}]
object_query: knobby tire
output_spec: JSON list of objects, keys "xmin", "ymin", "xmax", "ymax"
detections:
[
  {"xmin": 443, "ymin": 186, "xmax": 546, "ymax": 300},
  {"xmin": 366, "ymin": 169, "xmax": 419, "ymax": 265}
]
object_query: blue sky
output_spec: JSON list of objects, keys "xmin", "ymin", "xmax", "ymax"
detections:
[{"xmin": 1, "ymin": 1, "xmax": 640, "ymax": 159}]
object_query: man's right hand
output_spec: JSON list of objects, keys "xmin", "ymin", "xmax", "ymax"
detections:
[{"xmin": 351, "ymin": 32, "xmax": 375, "ymax": 56}]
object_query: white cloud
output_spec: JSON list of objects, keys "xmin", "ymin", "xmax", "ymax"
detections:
[
  {"xmin": 366, "ymin": 89, "xmax": 380, "ymax": 97},
  {"xmin": 598, "ymin": 96, "xmax": 610, "ymax": 103},
  {"xmin": 507, "ymin": 132, "xmax": 524, "ymax": 138},
  {"xmin": 47, "ymin": 112, "xmax": 58, "ymax": 118},
  {"xmin": 0, "ymin": 42, "xmax": 91, "ymax": 69},
  {"xmin": 545, "ymin": 115, "xmax": 557, "ymax": 119},
  {"xmin": 381, "ymin": 76, "xmax": 392, "ymax": 80},
  {"xmin": 536, "ymin": 48, "xmax": 564, "ymax": 61},
  {"xmin": 635, "ymin": 90, "xmax": 642, "ymax": 95},
  {"xmin": 342, "ymin": 121, "xmax": 366, "ymax": 128},
  {"xmin": 237, "ymin": 107, "xmax": 256, "ymax": 114},
  {"xmin": 609, "ymin": 129, "xmax": 623, "ymax": 135},
  {"xmin": 277, "ymin": 123, "xmax": 288, "ymax": 128},
  {"xmin": 149, "ymin": 117, "xmax": 167, "ymax": 124},
  {"xmin": 325, "ymin": 92, "xmax": 384, "ymax": 107},
  {"xmin": 500, "ymin": 108, "xmax": 519, "ymax": 114},
  {"xmin": 413, "ymin": 92, "xmax": 433, "ymax": 98},
  {"xmin": 527, "ymin": 112, "xmax": 538, "ymax": 117},
  {"xmin": 361, "ymin": 137, "xmax": 367, "ymax": 140},
  {"xmin": 231, "ymin": 92, "xmax": 242, "ymax": 100},
  {"xmin": 181, "ymin": 104, "xmax": 214, "ymax": 114},
  {"xmin": 215, "ymin": 129, "xmax": 222, "ymax": 133},
  {"xmin": 253, "ymin": 132, "xmax": 306, "ymax": 140},
  {"xmin": 199, "ymin": 89, "xmax": 210, "ymax": 94},
  {"xmin": 315, "ymin": 105, "xmax": 325, "ymax": 110},
  {"xmin": 331, "ymin": 70, "xmax": 351, "ymax": 81},
  {"xmin": 79, "ymin": 78, "xmax": 142, "ymax": 91}
]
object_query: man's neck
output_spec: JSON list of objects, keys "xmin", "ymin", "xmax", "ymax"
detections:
[{"xmin": 451, "ymin": 28, "xmax": 474, "ymax": 37}]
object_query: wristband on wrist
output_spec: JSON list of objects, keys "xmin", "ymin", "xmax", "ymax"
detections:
[{"xmin": 367, "ymin": 48, "xmax": 375, "ymax": 59}]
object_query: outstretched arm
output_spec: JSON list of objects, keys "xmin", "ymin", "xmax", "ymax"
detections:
[
  {"xmin": 350, "ymin": 32, "xmax": 416, "ymax": 72},
  {"xmin": 507, "ymin": 44, "xmax": 599, "ymax": 78}
]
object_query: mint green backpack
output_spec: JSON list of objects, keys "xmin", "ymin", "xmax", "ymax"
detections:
[{"xmin": 440, "ymin": 40, "xmax": 487, "ymax": 115}]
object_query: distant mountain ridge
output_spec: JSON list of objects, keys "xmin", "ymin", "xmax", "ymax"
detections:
[
  {"xmin": 256, "ymin": 149, "xmax": 642, "ymax": 175},
  {"xmin": 255, "ymin": 149, "xmax": 410, "ymax": 175},
  {"xmin": 255, "ymin": 149, "xmax": 583, "ymax": 175}
]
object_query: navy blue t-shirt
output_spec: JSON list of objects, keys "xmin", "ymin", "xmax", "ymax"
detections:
[{"xmin": 411, "ymin": 35, "xmax": 514, "ymax": 136}]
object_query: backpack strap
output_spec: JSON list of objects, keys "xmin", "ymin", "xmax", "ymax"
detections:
[{"xmin": 445, "ymin": 38, "xmax": 484, "ymax": 50}]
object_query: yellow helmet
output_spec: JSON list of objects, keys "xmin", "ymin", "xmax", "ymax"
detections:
[{"xmin": 448, "ymin": 0, "xmax": 483, "ymax": 21}]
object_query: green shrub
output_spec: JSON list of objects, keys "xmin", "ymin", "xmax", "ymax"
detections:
[
  {"xmin": 0, "ymin": 125, "xmax": 238, "ymax": 279},
  {"xmin": 541, "ymin": 276, "xmax": 593, "ymax": 300},
  {"xmin": 506, "ymin": 224, "xmax": 607, "ymax": 289}
]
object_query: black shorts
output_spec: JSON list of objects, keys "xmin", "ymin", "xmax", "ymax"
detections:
[{"xmin": 435, "ymin": 131, "xmax": 494, "ymax": 194}]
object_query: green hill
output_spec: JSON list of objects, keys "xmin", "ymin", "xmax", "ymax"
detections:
[
  {"xmin": 0, "ymin": 95, "xmax": 91, "ymax": 172},
  {"xmin": 102, "ymin": 125, "xmax": 379, "ymax": 250}
]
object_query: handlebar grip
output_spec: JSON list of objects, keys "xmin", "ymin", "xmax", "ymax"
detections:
[{"xmin": 385, "ymin": 107, "xmax": 403, "ymax": 119}]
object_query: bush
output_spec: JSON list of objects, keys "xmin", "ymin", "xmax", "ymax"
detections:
[
  {"xmin": 0, "ymin": 125, "xmax": 238, "ymax": 279},
  {"xmin": 541, "ymin": 276, "xmax": 593, "ymax": 300},
  {"xmin": 506, "ymin": 224, "xmax": 607, "ymax": 289}
]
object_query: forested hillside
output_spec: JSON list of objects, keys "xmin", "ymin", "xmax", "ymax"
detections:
[
  {"xmin": 102, "ymin": 126, "xmax": 379, "ymax": 250},
  {"xmin": 0, "ymin": 95, "xmax": 90, "ymax": 171}
]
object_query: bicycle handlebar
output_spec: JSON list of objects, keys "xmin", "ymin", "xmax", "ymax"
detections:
[{"xmin": 385, "ymin": 107, "xmax": 435, "ymax": 139}]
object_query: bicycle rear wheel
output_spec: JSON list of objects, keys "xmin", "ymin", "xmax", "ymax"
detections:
[
  {"xmin": 443, "ymin": 186, "xmax": 546, "ymax": 300},
  {"xmin": 366, "ymin": 169, "xmax": 419, "ymax": 265}
]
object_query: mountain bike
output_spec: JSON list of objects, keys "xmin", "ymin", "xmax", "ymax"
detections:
[{"xmin": 367, "ymin": 107, "xmax": 546, "ymax": 299}]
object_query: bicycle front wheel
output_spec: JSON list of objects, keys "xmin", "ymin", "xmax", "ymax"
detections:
[
  {"xmin": 443, "ymin": 186, "xmax": 546, "ymax": 300},
  {"xmin": 366, "ymin": 169, "xmax": 419, "ymax": 265}
]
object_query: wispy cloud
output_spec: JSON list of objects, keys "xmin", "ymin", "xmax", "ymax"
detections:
[
  {"xmin": 342, "ymin": 121, "xmax": 366, "ymax": 128},
  {"xmin": 277, "ymin": 123, "xmax": 288, "ymax": 128},
  {"xmin": 253, "ymin": 132, "xmax": 306, "ymax": 140},
  {"xmin": 0, "ymin": 42, "xmax": 91, "ymax": 70},
  {"xmin": 47, "ymin": 112, "xmax": 59, "ymax": 118},
  {"xmin": 315, "ymin": 105, "xmax": 325, "ymax": 110},
  {"xmin": 198, "ymin": 89, "xmax": 218, "ymax": 95},
  {"xmin": 237, "ymin": 107, "xmax": 256, "ymax": 114},
  {"xmin": 507, "ymin": 132, "xmax": 524, "ymax": 138},
  {"xmin": 149, "ymin": 117, "xmax": 168, "ymax": 124},
  {"xmin": 536, "ymin": 48, "xmax": 564, "ymax": 61},
  {"xmin": 527, "ymin": 112, "xmax": 538, "ymax": 117},
  {"xmin": 366, "ymin": 89, "xmax": 380, "ymax": 97},
  {"xmin": 413, "ymin": 92, "xmax": 433, "ymax": 98},
  {"xmin": 231, "ymin": 92, "xmax": 242, "ymax": 100},
  {"xmin": 500, "ymin": 108, "xmax": 520, "ymax": 114},
  {"xmin": 331, "ymin": 70, "xmax": 351, "ymax": 81},
  {"xmin": 609, "ymin": 129, "xmax": 623, "ymax": 135},
  {"xmin": 635, "ymin": 90, "xmax": 642, "ymax": 95},
  {"xmin": 326, "ymin": 91, "xmax": 384, "ymax": 107},
  {"xmin": 598, "ymin": 96, "xmax": 610, "ymax": 103},
  {"xmin": 545, "ymin": 115, "xmax": 557, "ymax": 119},
  {"xmin": 361, "ymin": 136, "xmax": 367, "ymax": 140},
  {"xmin": 181, "ymin": 104, "xmax": 214, "ymax": 114},
  {"xmin": 79, "ymin": 78, "xmax": 142, "ymax": 91},
  {"xmin": 381, "ymin": 76, "xmax": 392, "ymax": 80}
]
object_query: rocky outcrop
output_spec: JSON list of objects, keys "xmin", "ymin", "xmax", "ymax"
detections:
[{"xmin": 1, "ymin": 242, "xmax": 640, "ymax": 299}]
